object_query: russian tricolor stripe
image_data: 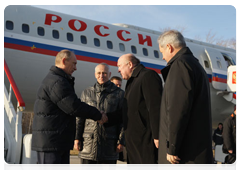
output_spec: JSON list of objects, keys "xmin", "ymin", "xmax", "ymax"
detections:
[{"xmin": 4, "ymin": 36, "xmax": 226, "ymax": 84}]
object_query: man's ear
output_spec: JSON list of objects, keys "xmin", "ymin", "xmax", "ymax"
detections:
[
  {"xmin": 62, "ymin": 57, "xmax": 66, "ymax": 66},
  {"xmin": 166, "ymin": 44, "xmax": 173, "ymax": 53},
  {"xmin": 129, "ymin": 61, "xmax": 133, "ymax": 69}
]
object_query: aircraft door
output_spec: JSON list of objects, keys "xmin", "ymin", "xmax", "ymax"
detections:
[{"xmin": 205, "ymin": 48, "xmax": 227, "ymax": 90}]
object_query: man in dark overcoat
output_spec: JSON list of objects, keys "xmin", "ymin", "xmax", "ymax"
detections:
[
  {"xmin": 157, "ymin": 30, "xmax": 213, "ymax": 164},
  {"xmin": 117, "ymin": 54, "xmax": 163, "ymax": 164}
]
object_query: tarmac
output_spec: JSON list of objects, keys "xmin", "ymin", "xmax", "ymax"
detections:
[{"xmin": 70, "ymin": 155, "xmax": 226, "ymax": 170}]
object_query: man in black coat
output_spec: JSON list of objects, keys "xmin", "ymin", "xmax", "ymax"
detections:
[
  {"xmin": 117, "ymin": 54, "xmax": 163, "ymax": 164},
  {"xmin": 157, "ymin": 30, "xmax": 213, "ymax": 164},
  {"xmin": 222, "ymin": 106, "xmax": 236, "ymax": 164},
  {"xmin": 32, "ymin": 50, "xmax": 107, "ymax": 164}
]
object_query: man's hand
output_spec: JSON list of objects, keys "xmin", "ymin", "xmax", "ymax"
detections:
[
  {"xmin": 74, "ymin": 140, "xmax": 81, "ymax": 151},
  {"xmin": 116, "ymin": 144, "xmax": 124, "ymax": 153},
  {"xmin": 167, "ymin": 153, "xmax": 181, "ymax": 164},
  {"xmin": 97, "ymin": 111, "xmax": 108, "ymax": 124},
  {"xmin": 154, "ymin": 139, "xmax": 159, "ymax": 148},
  {"xmin": 228, "ymin": 150, "xmax": 233, "ymax": 154}
]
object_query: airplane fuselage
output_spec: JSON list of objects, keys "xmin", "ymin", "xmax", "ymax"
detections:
[{"xmin": 4, "ymin": 5, "xmax": 236, "ymax": 128}]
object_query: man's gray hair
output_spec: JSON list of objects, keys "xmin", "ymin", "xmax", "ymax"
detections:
[
  {"xmin": 157, "ymin": 30, "xmax": 186, "ymax": 49},
  {"xmin": 95, "ymin": 63, "xmax": 110, "ymax": 72}
]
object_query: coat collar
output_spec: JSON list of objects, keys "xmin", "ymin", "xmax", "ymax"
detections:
[
  {"xmin": 161, "ymin": 47, "xmax": 193, "ymax": 81},
  {"xmin": 94, "ymin": 80, "xmax": 118, "ymax": 93},
  {"xmin": 131, "ymin": 64, "xmax": 145, "ymax": 78},
  {"xmin": 50, "ymin": 66, "xmax": 75, "ymax": 81},
  {"xmin": 167, "ymin": 47, "xmax": 192, "ymax": 65}
]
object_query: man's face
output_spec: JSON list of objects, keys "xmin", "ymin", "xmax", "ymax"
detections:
[
  {"xmin": 117, "ymin": 58, "xmax": 132, "ymax": 80},
  {"xmin": 111, "ymin": 79, "xmax": 122, "ymax": 88},
  {"xmin": 63, "ymin": 54, "xmax": 77, "ymax": 75},
  {"xmin": 159, "ymin": 44, "xmax": 172, "ymax": 63},
  {"xmin": 95, "ymin": 65, "xmax": 111, "ymax": 85}
]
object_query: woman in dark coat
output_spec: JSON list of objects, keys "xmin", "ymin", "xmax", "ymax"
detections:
[
  {"xmin": 117, "ymin": 54, "xmax": 163, "ymax": 164},
  {"xmin": 157, "ymin": 30, "xmax": 213, "ymax": 164}
]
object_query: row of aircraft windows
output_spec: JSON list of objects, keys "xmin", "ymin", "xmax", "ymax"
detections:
[{"xmin": 6, "ymin": 20, "xmax": 160, "ymax": 58}]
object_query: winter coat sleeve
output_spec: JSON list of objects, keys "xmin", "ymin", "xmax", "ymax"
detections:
[
  {"xmin": 167, "ymin": 61, "xmax": 194, "ymax": 156},
  {"xmin": 75, "ymin": 90, "xmax": 87, "ymax": 141},
  {"xmin": 49, "ymin": 79, "xmax": 102, "ymax": 121},
  {"xmin": 141, "ymin": 70, "xmax": 163, "ymax": 139}
]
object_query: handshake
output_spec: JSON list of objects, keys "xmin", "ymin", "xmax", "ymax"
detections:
[{"xmin": 97, "ymin": 111, "xmax": 108, "ymax": 125}]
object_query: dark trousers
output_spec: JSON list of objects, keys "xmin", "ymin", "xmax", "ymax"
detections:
[
  {"xmin": 37, "ymin": 150, "xmax": 70, "ymax": 164},
  {"xmin": 227, "ymin": 153, "xmax": 238, "ymax": 170},
  {"xmin": 80, "ymin": 159, "xmax": 117, "ymax": 170}
]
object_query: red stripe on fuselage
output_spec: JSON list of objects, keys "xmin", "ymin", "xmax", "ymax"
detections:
[
  {"xmin": 5, "ymin": 42, "xmax": 58, "ymax": 57},
  {"xmin": 212, "ymin": 77, "xmax": 227, "ymax": 83},
  {"xmin": 5, "ymin": 42, "xmax": 162, "ymax": 74}
]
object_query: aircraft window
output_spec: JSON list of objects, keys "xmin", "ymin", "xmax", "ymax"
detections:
[
  {"xmin": 204, "ymin": 61, "xmax": 209, "ymax": 68},
  {"xmin": 119, "ymin": 43, "xmax": 125, "ymax": 51},
  {"xmin": 223, "ymin": 56, "xmax": 233, "ymax": 67},
  {"xmin": 143, "ymin": 48, "xmax": 148, "ymax": 56},
  {"xmin": 131, "ymin": 46, "xmax": 137, "ymax": 54},
  {"xmin": 154, "ymin": 50, "xmax": 159, "ymax": 58},
  {"xmin": 22, "ymin": 24, "xmax": 29, "ymax": 33},
  {"xmin": 53, "ymin": 30, "xmax": 59, "ymax": 39},
  {"xmin": 38, "ymin": 27, "xmax": 45, "ymax": 36},
  {"xmin": 94, "ymin": 38, "xmax": 100, "ymax": 47},
  {"xmin": 81, "ymin": 35, "xmax": 87, "ymax": 44},
  {"xmin": 107, "ymin": 41, "xmax": 113, "ymax": 49},
  {"xmin": 6, "ymin": 21, "xmax": 13, "ymax": 30},
  {"xmin": 67, "ymin": 33, "xmax": 73, "ymax": 42},
  {"xmin": 217, "ymin": 61, "xmax": 222, "ymax": 69}
]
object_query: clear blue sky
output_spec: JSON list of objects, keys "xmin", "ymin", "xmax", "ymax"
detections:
[{"xmin": 33, "ymin": 5, "xmax": 236, "ymax": 42}]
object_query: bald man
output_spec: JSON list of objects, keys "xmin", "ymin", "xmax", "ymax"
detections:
[
  {"xmin": 75, "ymin": 63, "xmax": 125, "ymax": 164},
  {"xmin": 117, "ymin": 54, "xmax": 163, "ymax": 164}
]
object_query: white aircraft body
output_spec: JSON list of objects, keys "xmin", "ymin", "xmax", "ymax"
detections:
[{"xmin": 4, "ymin": 5, "xmax": 236, "ymax": 129}]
